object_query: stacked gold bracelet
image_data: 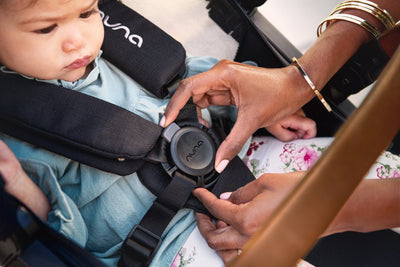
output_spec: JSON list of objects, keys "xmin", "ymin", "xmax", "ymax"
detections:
[
  {"xmin": 292, "ymin": 57, "xmax": 332, "ymax": 112},
  {"xmin": 317, "ymin": 0, "xmax": 396, "ymax": 38},
  {"xmin": 335, "ymin": 0, "xmax": 395, "ymax": 29}
]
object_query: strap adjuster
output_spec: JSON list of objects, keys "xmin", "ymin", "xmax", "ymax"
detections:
[{"xmin": 120, "ymin": 224, "xmax": 162, "ymax": 266}]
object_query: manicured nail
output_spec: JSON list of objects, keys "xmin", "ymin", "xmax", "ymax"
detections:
[
  {"xmin": 159, "ymin": 116, "xmax": 166, "ymax": 127},
  {"xmin": 220, "ymin": 192, "xmax": 232, "ymax": 200},
  {"xmin": 215, "ymin": 159, "xmax": 229, "ymax": 173}
]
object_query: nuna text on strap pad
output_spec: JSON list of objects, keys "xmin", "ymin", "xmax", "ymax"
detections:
[{"xmin": 100, "ymin": 0, "xmax": 187, "ymax": 98}]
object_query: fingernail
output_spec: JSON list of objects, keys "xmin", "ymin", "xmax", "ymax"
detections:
[
  {"xmin": 215, "ymin": 159, "xmax": 229, "ymax": 173},
  {"xmin": 220, "ymin": 192, "xmax": 232, "ymax": 200},
  {"xmin": 159, "ymin": 116, "xmax": 166, "ymax": 127}
]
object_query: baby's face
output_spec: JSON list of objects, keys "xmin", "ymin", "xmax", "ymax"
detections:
[{"xmin": 0, "ymin": 0, "xmax": 104, "ymax": 82}]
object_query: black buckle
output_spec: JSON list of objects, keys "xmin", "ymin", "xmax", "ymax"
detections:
[
  {"xmin": 161, "ymin": 123, "xmax": 220, "ymax": 189},
  {"xmin": 120, "ymin": 224, "xmax": 162, "ymax": 266}
]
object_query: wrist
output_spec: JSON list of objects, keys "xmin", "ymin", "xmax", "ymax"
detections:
[
  {"xmin": 286, "ymin": 64, "xmax": 316, "ymax": 106},
  {"xmin": 292, "ymin": 57, "xmax": 332, "ymax": 112}
]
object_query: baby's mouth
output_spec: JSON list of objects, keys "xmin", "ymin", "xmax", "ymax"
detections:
[{"xmin": 66, "ymin": 56, "xmax": 91, "ymax": 69}]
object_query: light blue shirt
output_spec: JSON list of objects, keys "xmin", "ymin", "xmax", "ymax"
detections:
[{"xmin": 0, "ymin": 54, "xmax": 222, "ymax": 266}]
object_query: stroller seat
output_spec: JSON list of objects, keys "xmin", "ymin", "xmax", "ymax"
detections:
[{"xmin": 1, "ymin": 1, "xmax": 398, "ymax": 267}]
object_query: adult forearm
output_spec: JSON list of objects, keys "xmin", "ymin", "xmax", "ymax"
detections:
[
  {"xmin": 296, "ymin": 0, "xmax": 400, "ymax": 97},
  {"xmin": 325, "ymin": 178, "xmax": 400, "ymax": 236}
]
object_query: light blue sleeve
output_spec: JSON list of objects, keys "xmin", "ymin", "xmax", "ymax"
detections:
[
  {"xmin": 20, "ymin": 158, "xmax": 89, "ymax": 247},
  {"xmin": 0, "ymin": 134, "xmax": 89, "ymax": 248}
]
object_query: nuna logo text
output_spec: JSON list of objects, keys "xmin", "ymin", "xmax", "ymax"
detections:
[{"xmin": 100, "ymin": 10, "xmax": 143, "ymax": 48}]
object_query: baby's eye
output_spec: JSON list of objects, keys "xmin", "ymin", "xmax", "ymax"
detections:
[
  {"xmin": 34, "ymin": 24, "xmax": 57, "ymax": 34},
  {"xmin": 80, "ymin": 9, "xmax": 98, "ymax": 19}
]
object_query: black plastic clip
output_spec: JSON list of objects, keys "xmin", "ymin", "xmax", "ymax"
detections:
[{"xmin": 119, "ymin": 224, "xmax": 162, "ymax": 267}]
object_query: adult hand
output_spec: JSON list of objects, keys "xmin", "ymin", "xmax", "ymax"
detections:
[
  {"xmin": 162, "ymin": 60, "xmax": 313, "ymax": 172},
  {"xmin": 193, "ymin": 171, "xmax": 305, "ymax": 263}
]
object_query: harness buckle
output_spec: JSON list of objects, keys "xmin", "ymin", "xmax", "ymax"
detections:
[
  {"xmin": 120, "ymin": 224, "xmax": 162, "ymax": 266},
  {"xmin": 161, "ymin": 123, "xmax": 220, "ymax": 189}
]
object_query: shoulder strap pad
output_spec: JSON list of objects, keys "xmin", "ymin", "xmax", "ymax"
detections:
[
  {"xmin": 0, "ymin": 73, "xmax": 163, "ymax": 175},
  {"xmin": 100, "ymin": 0, "xmax": 187, "ymax": 98}
]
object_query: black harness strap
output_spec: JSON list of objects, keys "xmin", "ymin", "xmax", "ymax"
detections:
[
  {"xmin": 0, "ymin": 74, "xmax": 162, "ymax": 175},
  {"xmin": 119, "ymin": 172, "xmax": 196, "ymax": 266}
]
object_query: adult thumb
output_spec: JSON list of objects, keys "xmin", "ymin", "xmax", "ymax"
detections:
[{"xmin": 214, "ymin": 123, "xmax": 255, "ymax": 173}]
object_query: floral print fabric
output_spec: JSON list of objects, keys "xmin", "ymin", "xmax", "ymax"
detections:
[
  {"xmin": 243, "ymin": 136, "xmax": 333, "ymax": 177},
  {"xmin": 243, "ymin": 136, "xmax": 400, "ymax": 179},
  {"xmin": 173, "ymin": 136, "xmax": 400, "ymax": 267}
]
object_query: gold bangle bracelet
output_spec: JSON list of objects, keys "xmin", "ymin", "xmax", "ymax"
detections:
[
  {"xmin": 317, "ymin": 13, "xmax": 381, "ymax": 38},
  {"xmin": 333, "ymin": 3, "xmax": 394, "ymax": 31},
  {"xmin": 340, "ymin": 0, "xmax": 395, "ymax": 26},
  {"xmin": 318, "ymin": 0, "xmax": 395, "ymax": 37},
  {"xmin": 292, "ymin": 57, "xmax": 332, "ymax": 113}
]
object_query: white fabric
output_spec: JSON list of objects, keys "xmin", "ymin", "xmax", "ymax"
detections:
[{"xmin": 123, "ymin": 0, "xmax": 239, "ymax": 60}]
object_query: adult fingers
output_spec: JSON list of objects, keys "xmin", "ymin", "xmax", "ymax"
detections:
[
  {"xmin": 163, "ymin": 63, "xmax": 233, "ymax": 127},
  {"xmin": 196, "ymin": 213, "xmax": 248, "ymax": 251},
  {"xmin": 161, "ymin": 76, "xmax": 197, "ymax": 127},
  {"xmin": 193, "ymin": 188, "xmax": 239, "ymax": 224},
  {"xmin": 227, "ymin": 180, "xmax": 266, "ymax": 205}
]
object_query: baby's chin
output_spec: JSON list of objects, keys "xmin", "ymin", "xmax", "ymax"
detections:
[{"xmin": 25, "ymin": 70, "xmax": 83, "ymax": 82}]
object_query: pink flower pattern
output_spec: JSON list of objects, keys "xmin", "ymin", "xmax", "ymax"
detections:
[
  {"xmin": 280, "ymin": 143, "xmax": 325, "ymax": 171},
  {"xmin": 376, "ymin": 164, "xmax": 400, "ymax": 179},
  {"xmin": 292, "ymin": 146, "xmax": 319, "ymax": 171},
  {"xmin": 374, "ymin": 152, "xmax": 400, "ymax": 179}
]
